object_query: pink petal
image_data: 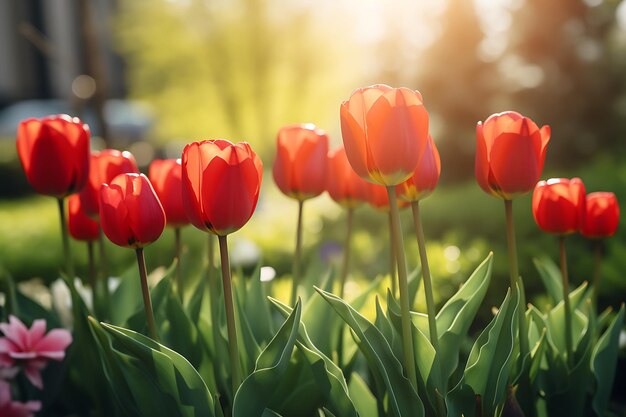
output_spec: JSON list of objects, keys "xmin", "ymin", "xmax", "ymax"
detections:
[
  {"xmin": 0, "ymin": 316, "xmax": 29, "ymax": 349},
  {"xmin": 23, "ymin": 365, "xmax": 43, "ymax": 389},
  {"xmin": 28, "ymin": 320, "xmax": 47, "ymax": 346},
  {"xmin": 9, "ymin": 352, "xmax": 37, "ymax": 360},
  {"xmin": 0, "ymin": 379, "xmax": 11, "ymax": 404},
  {"xmin": 33, "ymin": 328, "xmax": 72, "ymax": 356}
]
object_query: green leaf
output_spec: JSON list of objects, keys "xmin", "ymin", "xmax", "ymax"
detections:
[
  {"xmin": 316, "ymin": 287, "xmax": 425, "ymax": 417},
  {"xmin": 408, "ymin": 266, "xmax": 422, "ymax": 309},
  {"xmin": 591, "ymin": 304, "xmax": 625, "ymax": 416},
  {"xmin": 464, "ymin": 287, "xmax": 520, "ymax": 416},
  {"xmin": 90, "ymin": 319, "xmax": 215, "ymax": 417},
  {"xmin": 533, "ymin": 257, "xmax": 563, "ymax": 305},
  {"xmin": 348, "ymin": 373, "xmax": 378, "ymax": 417},
  {"xmin": 110, "ymin": 263, "xmax": 144, "ymax": 325},
  {"xmin": 244, "ymin": 263, "xmax": 275, "ymax": 345},
  {"xmin": 436, "ymin": 253, "xmax": 493, "ymax": 381},
  {"xmin": 232, "ymin": 300, "xmax": 302, "ymax": 416}
]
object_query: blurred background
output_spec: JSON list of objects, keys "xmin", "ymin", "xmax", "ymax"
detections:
[{"xmin": 0, "ymin": 0, "xmax": 625, "ymax": 322}]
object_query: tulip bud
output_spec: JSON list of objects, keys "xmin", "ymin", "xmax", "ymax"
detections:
[
  {"xmin": 67, "ymin": 194, "xmax": 99, "ymax": 241},
  {"xmin": 340, "ymin": 84, "xmax": 429, "ymax": 186},
  {"xmin": 326, "ymin": 146, "xmax": 370, "ymax": 208},
  {"xmin": 581, "ymin": 192, "xmax": 619, "ymax": 238},
  {"xmin": 182, "ymin": 139, "xmax": 263, "ymax": 236},
  {"xmin": 80, "ymin": 149, "xmax": 139, "ymax": 217},
  {"xmin": 99, "ymin": 173, "xmax": 166, "ymax": 248},
  {"xmin": 149, "ymin": 159, "xmax": 188, "ymax": 227},
  {"xmin": 16, "ymin": 114, "xmax": 90, "ymax": 197},
  {"xmin": 396, "ymin": 134, "xmax": 441, "ymax": 202},
  {"xmin": 532, "ymin": 178, "xmax": 586, "ymax": 235},
  {"xmin": 273, "ymin": 124, "xmax": 328, "ymax": 201},
  {"xmin": 476, "ymin": 111, "xmax": 550, "ymax": 199}
]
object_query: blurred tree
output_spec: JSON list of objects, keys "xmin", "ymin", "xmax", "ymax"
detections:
[{"xmin": 503, "ymin": 0, "xmax": 625, "ymax": 169}]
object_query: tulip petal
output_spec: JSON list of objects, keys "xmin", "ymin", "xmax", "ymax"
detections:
[
  {"xmin": 99, "ymin": 183, "xmax": 134, "ymax": 247},
  {"xmin": 292, "ymin": 133, "xmax": 328, "ymax": 198},
  {"xmin": 123, "ymin": 175, "xmax": 165, "ymax": 247},
  {"xmin": 475, "ymin": 121, "xmax": 495, "ymax": 195},
  {"xmin": 182, "ymin": 142, "xmax": 210, "ymax": 232},
  {"xmin": 341, "ymin": 103, "xmax": 370, "ymax": 180}
]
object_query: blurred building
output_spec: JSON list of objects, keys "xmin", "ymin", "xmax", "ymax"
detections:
[{"xmin": 0, "ymin": 0, "xmax": 125, "ymax": 108}]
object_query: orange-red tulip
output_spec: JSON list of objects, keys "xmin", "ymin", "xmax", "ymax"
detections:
[
  {"xmin": 581, "ymin": 192, "xmax": 619, "ymax": 238},
  {"xmin": 396, "ymin": 135, "xmax": 441, "ymax": 202},
  {"xmin": 67, "ymin": 194, "xmax": 99, "ymax": 241},
  {"xmin": 273, "ymin": 124, "xmax": 328, "ymax": 200},
  {"xmin": 182, "ymin": 139, "xmax": 263, "ymax": 236},
  {"xmin": 80, "ymin": 149, "xmax": 139, "ymax": 217},
  {"xmin": 99, "ymin": 173, "xmax": 166, "ymax": 248},
  {"xmin": 16, "ymin": 115, "xmax": 90, "ymax": 197},
  {"xmin": 340, "ymin": 84, "xmax": 429, "ymax": 186},
  {"xmin": 366, "ymin": 182, "xmax": 409, "ymax": 212},
  {"xmin": 326, "ymin": 146, "xmax": 370, "ymax": 208},
  {"xmin": 532, "ymin": 178, "xmax": 586, "ymax": 235},
  {"xmin": 149, "ymin": 159, "xmax": 188, "ymax": 227},
  {"xmin": 476, "ymin": 111, "xmax": 550, "ymax": 200}
]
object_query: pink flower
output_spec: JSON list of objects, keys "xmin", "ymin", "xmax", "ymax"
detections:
[
  {"xmin": 0, "ymin": 380, "xmax": 41, "ymax": 417},
  {"xmin": 0, "ymin": 316, "xmax": 72, "ymax": 389}
]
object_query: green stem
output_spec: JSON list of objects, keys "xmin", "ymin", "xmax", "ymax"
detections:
[
  {"xmin": 57, "ymin": 198, "xmax": 75, "ymax": 280},
  {"xmin": 388, "ymin": 211, "xmax": 397, "ymax": 297},
  {"xmin": 386, "ymin": 186, "xmax": 417, "ymax": 389},
  {"xmin": 559, "ymin": 236, "xmax": 574, "ymax": 368},
  {"xmin": 136, "ymin": 247, "xmax": 159, "ymax": 341},
  {"xmin": 592, "ymin": 241, "xmax": 602, "ymax": 308},
  {"xmin": 87, "ymin": 240, "xmax": 96, "ymax": 303},
  {"xmin": 218, "ymin": 234, "xmax": 242, "ymax": 394},
  {"xmin": 411, "ymin": 203, "xmax": 440, "ymax": 348},
  {"xmin": 290, "ymin": 200, "xmax": 304, "ymax": 306},
  {"xmin": 174, "ymin": 227, "xmax": 183, "ymax": 302},
  {"xmin": 504, "ymin": 200, "xmax": 529, "ymax": 359},
  {"xmin": 98, "ymin": 229, "xmax": 111, "ymax": 318}
]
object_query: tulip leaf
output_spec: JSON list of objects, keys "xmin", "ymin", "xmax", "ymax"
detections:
[
  {"xmin": 110, "ymin": 263, "xmax": 144, "ymax": 325},
  {"xmin": 463, "ymin": 287, "xmax": 520, "ymax": 416},
  {"xmin": 89, "ymin": 319, "xmax": 215, "ymax": 417},
  {"xmin": 243, "ymin": 263, "xmax": 275, "ymax": 345},
  {"xmin": 301, "ymin": 270, "xmax": 341, "ymax": 357},
  {"xmin": 233, "ymin": 282, "xmax": 263, "ymax": 376},
  {"xmin": 436, "ymin": 253, "xmax": 493, "ymax": 381},
  {"xmin": 268, "ymin": 296, "xmax": 357, "ymax": 416},
  {"xmin": 408, "ymin": 266, "xmax": 422, "ymax": 309},
  {"xmin": 591, "ymin": 304, "xmax": 625, "ymax": 417},
  {"xmin": 315, "ymin": 286, "xmax": 425, "ymax": 417},
  {"xmin": 348, "ymin": 373, "xmax": 378, "ymax": 417},
  {"xmin": 533, "ymin": 256, "xmax": 563, "ymax": 305},
  {"xmin": 232, "ymin": 300, "xmax": 302, "ymax": 417}
]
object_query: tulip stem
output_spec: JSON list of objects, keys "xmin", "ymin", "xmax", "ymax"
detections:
[
  {"xmin": 411, "ymin": 202, "xmax": 439, "ymax": 351},
  {"xmin": 218, "ymin": 234, "xmax": 242, "ymax": 394},
  {"xmin": 592, "ymin": 241, "xmax": 602, "ymax": 308},
  {"xmin": 559, "ymin": 236, "xmax": 574, "ymax": 368},
  {"xmin": 504, "ymin": 200, "xmax": 529, "ymax": 360},
  {"xmin": 388, "ymin": 211, "xmax": 397, "ymax": 297},
  {"xmin": 174, "ymin": 227, "xmax": 183, "ymax": 302},
  {"xmin": 339, "ymin": 207, "xmax": 354, "ymax": 299},
  {"xmin": 386, "ymin": 186, "xmax": 417, "ymax": 390},
  {"xmin": 87, "ymin": 241, "xmax": 96, "ymax": 303},
  {"xmin": 57, "ymin": 198, "xmax": 75, "ymax": 281},
  {"xmin": 136, "ymin": 248, "xmax": 159, "ymax": 342},
  {"xmin": 290, "ymin": 200, "xmax": 304, "ymax": 306},
  {"xmin": 98, "ymin": 229, "xmax": 111, "ymax": 319}
]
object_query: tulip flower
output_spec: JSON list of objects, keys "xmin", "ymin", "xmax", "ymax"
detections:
[
  {"xmin": 273, "ymin": 124, "xmax": 328, "ymax": 200},
  {"xmin": 149, "ymin": 158, "xmax": 188, "ymax": 299},
  {"xmin": 0, "ymin": 315, "xmax": 72, "ymax": 389},
  {"xmin": 16, "ymin": 115, "xmax": 90, "ymax": 197},
  {"xmin": 0, "ymin": 379, "xmax": 41, "ymax": 417},
  {"xmin": 340, "ymin": 84, "xmax": 429, "ymax": 186},
  {"xmin": 182, "ymin": 139, "xmax": 263, "ymax": 393},
  {"xmin": 397, "ymin": 134, "xmax": 442, "ymax": 354},
  {"xmin": 327, "ymin": 146, "xmax": 370, "ymax": 209},
  {"xmin": 16, "ymin": 115, "xmax": 91, "ymax": 280},
  {"xmin": 80, "ymin": 149, "xmax": 139, "ymax": 218},
  {"xmin": 580, "ymin": 192, "xmax": 620, "ymax": 305},
  {"xmin": 581, "ymin": 192, "xmax": 619, "ymax": 238},
  {"xmin": 273, "ymin": 124, "xmax": 328, "ymax": 305},
  {"xmin": 533, "ymin": 177, "xmax": 586, "ymax": 368},
  {"xmin": 100, "ymin": 173, "xmax": 166, "ymax": 340},
  {"xmin": 341, "ymin": 84, "xmax": 429, "ymax": 389},
  {"xmin": 475, "ymin": 111, "xmax": 550, "ymax": 200}
]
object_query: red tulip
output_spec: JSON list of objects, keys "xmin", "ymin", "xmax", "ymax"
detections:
[
  {"xmin": 396, "ymin": 135, "xmax": 441, "ymax": 202},
  {"xmin": 581, "ymin": 192, "xmax": 619, "ymax": 238},
  {"xmin": 340, "ymin": 84, "xmax": 429, "ymax": 186},
  {"xmin": 182, "ymin": 140, "xmax": 263, "ymax": 236},
  {"xmin": 366, "ymin": 182, "xmax": 409, "ymax": 212},
  {"xmin": 532, "ymin": 178, "xmax": 586, "ymax": 235},
  {"xmin": 273, "ymin": 124, "xmax": 328, "ymax": 200},
  {"xmin": 80, "ymin": 149, "xmax": 139, "ymax": 217},
  {"xmin": 99, "ymin": 173, "xmax": 166, "ymax": 248},
  {"xmin": 16, "ymin": 115, "xmax": 90, "ymax": 197},
  {"xmin": 326, "ymin": 146, "xmax": 370, "ymax": 208},
  {"xmin": 476, "ymin": 111, "xmax": 550, "ymax": 199},
  {"xmin": 149, "ymin": 159, "xmax": 188, "ymax": 227},
  {"xmin": 67, "ymin": 194, "xmax": 99, "ymax": 241}
]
